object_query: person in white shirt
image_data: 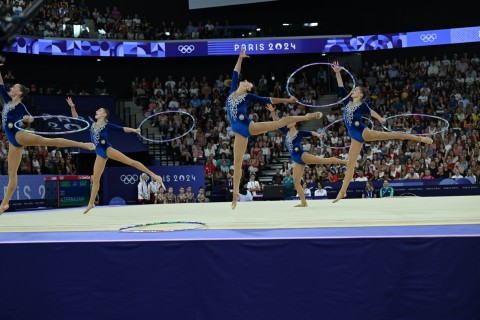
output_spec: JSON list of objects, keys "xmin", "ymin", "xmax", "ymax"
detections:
[
  {"xmin": 296, "ymin": 181, "xmax": 311, "ymax": 198},
  {"xmin": 148, "ymin": 179, "xmax": 165, "ymax": 204},
  {"xmin": 314, "ymin": 182, "xmax": 327, "ymax": 198},
  {"xmin": 403, "ymin": 168, "xmax": 420, "ymax": 180},
  {"xmin": 354, "ymin": 170, "xmax": 369, "ymax": 182},
  {"xmin": 246, "ymin": 174, "xmax": 262, "ymax": 196},
  {"xmin": 450, "ymin": 167, "xmax": 464, "ymax": 179},
  {"xmin": 137, "ymin": 173, "xmax": 150, "ymax": 204},
  {"xmin": 465, "ymin": 169, "xmax": 477, "ymax": 184}
]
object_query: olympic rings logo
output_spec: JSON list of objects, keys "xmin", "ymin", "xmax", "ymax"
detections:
[
  {"xmin": 178, "ymin": 45, "xmax": 195, "ymax": 54},
  {"xmin": 120, "ymin": 174, "xmax": 139, "ymax": 184},
  {"xmin": 419, "ymin": 34, "xmax": 437, "ymax": 42}
]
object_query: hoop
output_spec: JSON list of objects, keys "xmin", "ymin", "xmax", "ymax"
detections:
[
  {"xmin": 286, "ymin": 62, "xmax": 356, "ymax": 108},
  {"xmin": 138, "ymin": 110, "xmax": 196, "ymax": 143},
  {"xmin": 321, "ymin": 116, "xmax": 374, "ymax": 149},
  {"xmin": 119, "ymin": 221, "xmax": 207, "ymax": 233},
  {"xmin": 13, "ymin": 115, "xmax": 90, "ymax": 135},
  {"xmin": 382, "ymin": 113, "xmax": 449, "ymax": 136}
]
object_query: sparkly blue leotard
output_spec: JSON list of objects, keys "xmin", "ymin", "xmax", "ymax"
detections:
[
  {"xmin": 226, "ymin": 69, "xmax": 272, "ymax": 138},
  {"xmin": 279, "ymin": 126, "xmax": 312, "ymax": 165},
  {"xmin": 0, "ymin": 84, "xmax": 31, "ymax": 147},
  {"xmin": 338, "ymin": 86, "xmax": 371, "ymax": 143},
  {"xmin": 90, "ymin": 122, "xmax": 125, "ymax": 159}
]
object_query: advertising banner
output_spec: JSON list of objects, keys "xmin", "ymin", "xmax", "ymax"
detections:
[{"xmin": 103, "ymin": 166, "xmax": 205, "ymax": 205}]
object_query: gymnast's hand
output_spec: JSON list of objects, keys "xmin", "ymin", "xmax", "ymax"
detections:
[
  {"xmin": 265, "ymin": 104, "xmax": 275, "ymax": 113},
  {"xmin": 312, "ymin": 131, "xmax": 323, "ymax": 139},
  {"xmin": 66, "ymin": 97, "xmax": 75, "ymax": 108},
  {"xmin": 239, "ymin": 47, "xmax": 250, "ymax": 59},
  {"xmin": 22, "ymin": 115, "xmax": 34, "ymax": 123},
  {"xmin": 287, "ymin": 96, "xmax": 298, "ymax": 104},
  {"xmin": 134, "ymin": 127, "xmax": 141, "ymax": 134},
  {"xmin": 331, "ymin": 61, "xmax": 342, "ymax": 73}
]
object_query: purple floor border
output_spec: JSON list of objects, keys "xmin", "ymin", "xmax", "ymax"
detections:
[{"xmin": 1, "ymin": 224, "xmax": 479, "ymax": 244}]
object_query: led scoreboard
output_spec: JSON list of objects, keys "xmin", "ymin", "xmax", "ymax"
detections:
[{"xmin": 44, "ymin": 175, "xmax": 91, "ymax": 208}]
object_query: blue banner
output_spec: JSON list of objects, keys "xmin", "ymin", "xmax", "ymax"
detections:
[
  {"xmin": 0, "ymin": 174, "xmax": 46, "ymax": 201},
  {"xmin": 103, "ymin": 166, "xmax": 205, "ymax": 205},
  {"xmin": 311, "ymin": 178, "xmax": 480, "ymax": 199},
  {"xmin": 5, "ymin": 25, "xmax": 480, "ymax": 58}
]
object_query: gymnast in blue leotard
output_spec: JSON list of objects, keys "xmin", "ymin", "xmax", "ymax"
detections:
[
  {"xmin": 267, "ymin": 104, "xmax": 348, "ymax": 207},
  {"xmin": 226, "ymin": 47, "xmax": 323, "ymax": 209},
  {"xmin": 331, "ymin": 61, "xmax": 433, "ymax": 203},
  {"xmin": 0, "ymin": 65, "xmax": 95, "ymax": 215},
  {"xmin": 67, "ymin": 97, "xmax": 163, "ymax": 214}
]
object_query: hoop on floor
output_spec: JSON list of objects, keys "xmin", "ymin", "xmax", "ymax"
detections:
[
  {"xmin": 286, "ymin": 62, "xmax": 356, "ymax": 108},
  {"xmin": 13, "ymin": 115, "xmax": 90, "ymax": 135},
  {"xmin": 382, "ymin": 113, "xmax": 449, "ymax": 136},
  {"xmin": 119, "ymin": 221, "xmax": 207, "ymax": 233},
  {"xmin": 321, "ymin": 116, "xmax": 374, "ymax": 149},
  {"xmin": 138, "ymin": 110, "xmax": 195, "ymax": 143}
]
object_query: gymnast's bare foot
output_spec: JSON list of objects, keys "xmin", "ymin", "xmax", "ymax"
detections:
[
  {"xmin": 332, "ymin": 191, "xmax": 346, "ymax": 203},
  {"xmin": 308, "ymin": 112, "xmax": 323, "ymax": 120},
  {"xmin": 231, "ymin": 193, "xmax": 240, "ymax": 210},
  {"xmin": 83, "ymin": 204, "xmax": 95, "ymax": 214},
  {"xmin": 420, "ymin": 136, "xmax": 433, "ymax": 144},
  {"xmin": 294, "ymin": 202, "xmax": 308, "ymax": 207},
  {"xmin": 0, "ymin": 204, "xmax": 9, "ymax": 215},
  {"xmin": 83, "ymin": 142, "xmax": 95, "ymax": 150},
  {"xmin": 152, "ymin": 174, "xmax": 163, "ymax": 185}
]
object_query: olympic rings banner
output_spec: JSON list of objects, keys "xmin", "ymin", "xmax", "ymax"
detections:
[
  {"xmin": 102, "ymin": 166, "xmax": 205, "ymax": 205},
  {"xmin": 4, "ymin": 25, "xmax": 480, "ymax": 58}
]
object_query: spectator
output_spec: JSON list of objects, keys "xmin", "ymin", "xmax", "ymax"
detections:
[
  {"xmin": 450, "ymin": 167, "xmax": 464, "ymax": 179},
  {"xmin": 246, "ymin": 173, "xmax": 262, "ymax": 196},
  {"xmin": 185, "ymin": 185, "xmax": 195, "ymax": 203},
  {"xmin": 196, "ymin": 186, "xmax": 208, "ymax": 203},
  {"xmin": 362, "ymin": 181, "xmax": 377, "ymax": 198},
  {"xmin": 176, "ymin": 186, "xmax": 188, "ymax": 203},
  {"xmin": 148, "ymin": 178, "xmax": 163, "ymax": 204},
  {"xmin": 421, "ymin": 169, "xmax": 435, "ymax": 180},
  {"xmin": 354, "ymin": 170, "xmax": 369, "ymax": 182},
  {"xmin": 282, "ymin": 169, "xmax": 295, "ymax": 197},
  {"xmin": 155, "ymin": 187, "xmax": 167, "ymax": 204},
  {"xmin": 379, "ymin": 180, "xmax": 394, "ymax": 197},
  {"xmin": 314, "ymin": 182, "xmax": 327, "ymax": 198},
  {"xmin": 137, "ymin": 173, "xmax": 149, "ymax": 204},
  {"xmin": 165, "ymin": 186, "xmax": 177, "ymax": 204},
  {"xmin": 271, "ymin": 168, "xmax": 283, "ymax": 185},
  {"xmin": 296, "ymin": 181, "xmax": 311, "ymax": 198},
  {"xmin": 403, "ymin": 168, "xmax": 420, "ymax": 179}
]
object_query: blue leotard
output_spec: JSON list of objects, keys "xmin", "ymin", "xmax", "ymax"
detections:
[
  {"xmin": 279, "ymin": 126, "xmax": 312, "ymax": 165},
  {"xmin": 90, "ymin": 121, "xmax": 125, "ymax": 159},
  {"xmin": 226, "ymin": 69, "xmax": 272, "ymax": 138},
  {"xmin": 338, "ymin": 86, "xmax": 371, "ymax": 143},
  {"xmin": 0, "ymin": 84, "xmax": 31, "ymax": 147}
]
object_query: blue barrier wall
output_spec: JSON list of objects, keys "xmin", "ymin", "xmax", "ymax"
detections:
[{"xmin": 102, "ymin": 166, "xmax": 205, "ymax": 205}]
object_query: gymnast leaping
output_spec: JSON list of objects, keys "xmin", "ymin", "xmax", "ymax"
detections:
[
  {"xmin": 227, "ymin": 47, "xmax": 323, "ymax": 209},
  {"xmin": 267, "ymin": 104, "xmax": 352, "ymax": 207},
  {"xmin": 0, "ymin": 65, "xmax": 95, "ymax": 215},
  {"xmin": 331, "ymin": 61, "xmax": 432, "ymax": 203},
  {"xmin": 67, "ymin": 97, "xmax": 163, "ymax": 214}
]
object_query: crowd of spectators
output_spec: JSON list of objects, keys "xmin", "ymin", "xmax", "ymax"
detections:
[{"xmin": 9, "ymin": 0, "xmax": 277, "ymax": 41}]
